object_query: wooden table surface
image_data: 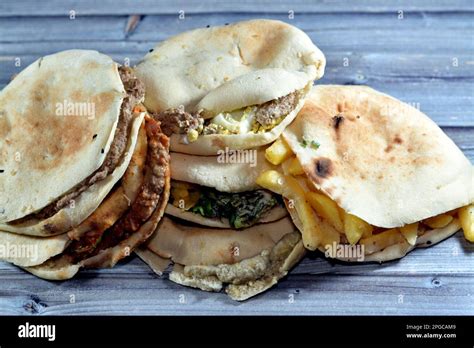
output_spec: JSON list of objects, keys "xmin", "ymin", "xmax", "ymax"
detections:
[{"xmin": 0, "ymin": 0, "xmax": 472, "ymax": 315}]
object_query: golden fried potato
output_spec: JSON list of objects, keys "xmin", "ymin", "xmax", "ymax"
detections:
[
  {"xmin": 306, "ymin": 192, "xmax": 344, "ymax": 232},
  {"xmin": 343, "ymin": 212, "xmax": 373, "ymax": 245},
  {"xmin": 257, "ymin": 170, "xmax": 326, "ymax": 250},
  {"xmin": 287, "ymin": 157, "xmax": 305, "ymax": 176},
  {"xmin": 400, "ymin": 222, "xmax": 419, "ymax": 246},
  {"xmin": 459, "ymin": 204, "xmax": 474, "ymax": 242},
  {"xmin": 256, "ymin": 170, "xmax": 286, "ymax": 195},
  {"xmin": 424, "ymin": 214, "xmax": 453, "ymax": 229},
  {"xmin": 359, "ymin": 228, "xmax": 405, "ymax": 254},
  {"xmin": 265, "ymin": 138, "xmax": 293, "ymax": 165}
]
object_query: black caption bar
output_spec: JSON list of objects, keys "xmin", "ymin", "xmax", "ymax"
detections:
[{"xmin": 0, "ymin": 316, "xmax": 472, "ymax": 346}]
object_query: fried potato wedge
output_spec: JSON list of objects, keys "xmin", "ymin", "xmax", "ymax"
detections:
[
  {"xmin": 343, "ymin": 212, "xmax": 373, "ymax": 245},
  {"xmin": 424, "ymin": 214, "xmax": 453, "ymax": 229},
  {"xmin": 306, "ymin": 192, "xmax": 344, "ymax": 232},
  {"xmin": 359, "ymin": 228, "xmax": 405, "ymax": 254},
  {"xmin": 459, "ymin": 204, "xmax": 474, "ymax": 242},
  {"xmin": 265, "ymin": 138, "xmax": 293, "ymax": 165},
  {"xmin": 400, "ymin": 222, "xmax": 419, "ymax": 246}
]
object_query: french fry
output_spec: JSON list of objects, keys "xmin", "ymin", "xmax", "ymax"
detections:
[
  {"xmin": 459, "ymin": 204, "xmax": 474, "ymax": 242},
  {"xmin": 318, "ymin": 219, "xmax": 341, "ymax": 246},
  {"xmin": 285, "ymin": 175, "xmax": 307, "ymax": 198},
  {"xmin": 257, "ymin": 170, "xmax": 325, "ymax": 250},
  {"xmin": 265, "ymin": 138, "xmax": 293, "ymax": 165},
  {"xmin": 287, "ymin": 157, "xmax": 305, "ymax": 176},
  {"xmin": 400, "ymin": 222, "xmax": 418, "ymax": 246},
  {"xmin": 256, "ymin": 170, "xmax": 286, "ymax": 195},
  {"xmin": 359, "ymin": 228, "xmax": 405, "ymax": 254},
  {"xmin": 424, "ymin": 214, "xmax": 453, "ymax": 229},
  {"xmin": 306, "ymin": 192, "xmax": 344, "ymax": 232},
  {"xmin": 343, "ymin": 212, "xmax": 373, "ymax": 245},
  {"xmin": 294, "ymin": 199, "xmax": 322, "ymax": 250}
]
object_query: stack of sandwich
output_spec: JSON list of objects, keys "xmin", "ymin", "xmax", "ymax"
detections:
[
  {"xmin": 133, "ymin": 20, "xmax": 326, "ymax": 300},
  {"xmin": 0, "ymin": 19, "xmax": 472, "ymax": 301},
  {"xmin": 0, "ymin": 50, "xmax": 170, "ymax": 279}
]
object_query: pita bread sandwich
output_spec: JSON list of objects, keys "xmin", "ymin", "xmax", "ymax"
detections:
[
  {"xmin": 257, "ymin": 85, "xmax": 473, "ymax": 262},
  {"xmin": 135, "ymin": 19, "xmax": 325, "ymax": 155},
  {"xmin": 136, "ymin": 150, "xmax": 305, "ymax": 300},
  {"xmin": 0, "ymin": 50, "xmax": 170, "ymax": 279}
]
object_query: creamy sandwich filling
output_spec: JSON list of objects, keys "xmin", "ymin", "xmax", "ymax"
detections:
[
  {"xmin": 256, "ymin": 137, "xmax": 474, "ymax": 253},
  {"xmin": 153, "ymin": 89, "xmax": 304, "ymax": 143},
  {"xmin": 170, "ymin": 181, "xmax": 282, "ymax": 229},
  {"xmin": 11, "ymin": 66, "xmax": 146, "ymax": 222}
]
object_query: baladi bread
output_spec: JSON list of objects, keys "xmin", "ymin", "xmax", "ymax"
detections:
[
  {"xmin": 140, "ymin": 216, "xmax": 305, "ymax": 301},
  {"xmin": 135, "ymin": 19, "xmax": 325, "ymax": 155},
  {"xmin": 0, "ymin": 112, "xmax": 145, "ymax": 236},
  {"xmin": 0, "ymin": 50, "xmax": 126, "ymax": 223},
  {"xmin": 272, "ymin": 85, "xmax": 473, "ymax": 262},
  {"xmin": 24, "ymin": 119, "xmax": 171, "ymax": 279},
  {"xmin": 287, "ymin": 200, "xmax": 461, "ymax": 262},
  {"xmin": 167, "ymin": 148, "xmax": 285, "ymax": 228},
  {"xmin": 0, "ymin": 121, "xmax": 148, "ymax": 268},
  {"xmin": 170, "ymin": 148, "xmax": 276, "ymax": 192},
  {"xmin": 0, "ymin": 232, "xmax": 70, "ymax": 267},
  {"xmin": 283, "ymin": 85, "xmax": 473, "ymax": 228}
]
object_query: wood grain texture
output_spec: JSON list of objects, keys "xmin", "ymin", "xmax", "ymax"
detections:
[
  {"xmin": 0, "ymin": 0, "xmax": 472, "ymax": 315},
  {"xmin": 1, "ymin": 0, "xmax": 473, "ymax": 16}
]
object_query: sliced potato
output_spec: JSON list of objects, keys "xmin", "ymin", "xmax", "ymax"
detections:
[
  {"xmin": 343, "ymin": 212, "xmax": 373, "ymax": 245},
  {"xmin": 400, "ymin": 222, "xmax": 419, "ymax": 246},
  {"xmin": 295, "ymin": 199, "xmax": 322, "ymax": 250},
  {"xmin": 318, "ymin": 219, "xmax": 341, "ymax": 247},
  {"xmin": 359, "ymin": 228, "xmax": 405, "ymax": 254},
  {"xmin": 257, "ymin": 170, "xmax": 324, "ymax": 250},
  {"xmin": 459, "ymin": 204, "xmax": 474, "ymax": 242},
  {"xmin": 287, "ymin": 157, "xmax": 305, "ymax": 176},
  {"xmin": 424, "ymin": 214, "xmax": 453, "ymax": 229},
  {"xmin": 306, "ymin": 192, "xmax": 343, "ymax": 232},
  {"xmin": 256, "ymin": 170, "xmax": 286, "ymax": 195},
  {"xmin": 285, "ymin": 175, "xmax": 307, "ymax": 200},
  {"xmin": 265, "ymin": 138, "xmax": 293, "ymax": 165}
]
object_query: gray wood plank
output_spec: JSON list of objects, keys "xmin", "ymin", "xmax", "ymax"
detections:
[
  {"xmin": 1, "ymin": 13, "xmax": 473, "ymax": 45},
  {"xmin": 0, "ymin": 274, "xmax": 472, "ymax": 315},
  {"xmin": 0, "ymin": 233, "xmax": 472, "ymax": 315},
  {"xmin": 1, "ymin": 0, "xmax": 473, "ymax": 17}
]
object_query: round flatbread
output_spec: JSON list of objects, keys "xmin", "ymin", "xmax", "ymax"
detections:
[
  {"xmin": 283, "ymin": 85, "xmax": 473, "ymax": 228},
  {"xmin": 135, "ymin": 19, "xmax": 325, "ymax": 154},
  {"xmin": 0, "ymin": 50, "xmax": 126, "ymax": 222}
]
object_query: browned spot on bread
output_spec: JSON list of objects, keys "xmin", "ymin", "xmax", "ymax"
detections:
[
  {"xmin": 211, "ymin": 137, "xmax": 226, "ymax": 149},
  {"xmin": 43, "ymin": 223, "xmax": 63, "ymax": 235},
  {"xmin": 385, "ymin": 144, "xmax": 393, "ymax": 153},
  {"xmin": 12, "ymin": 75, "xmax": 101, "ymax": 172},
  {"xmin": 333, "ymin": 115, "xmax": 344, "ymax": 130},
  {"xmin": 314, "ymin": 157, "xmax": 333, "ymax": 179},
  {"xmin": 394, "ymin": 135, "xmax": 403, "ymax": 144}
]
